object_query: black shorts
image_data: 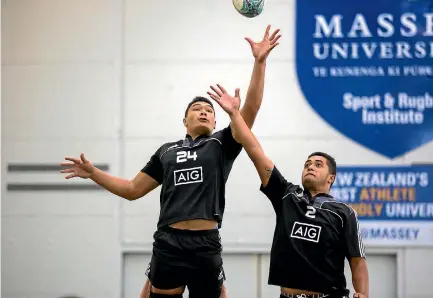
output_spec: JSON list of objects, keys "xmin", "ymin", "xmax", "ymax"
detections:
[{"xmin": 145, "ymin": 226, "xmax": 225, "ymax": 297}]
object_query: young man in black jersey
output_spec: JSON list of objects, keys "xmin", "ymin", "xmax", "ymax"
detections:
[
  {"xmin": 60, "ymin": 26, "xmax": 281, "ymax": 298},
  {"xmin": 208, "ymin": 86, "xmax": 369, "ymax": 298}
]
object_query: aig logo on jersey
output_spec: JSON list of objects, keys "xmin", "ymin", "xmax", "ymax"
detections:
[
  {"xmin": 290, "ymin": 222, "xmax": 322, "ymax": 243},
  {"xmin": 174, "ymin": 167, "xmax": 203, "ymax": 186}
]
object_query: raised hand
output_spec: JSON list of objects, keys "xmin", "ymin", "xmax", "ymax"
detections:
[
  {"xmin": 245, "ymin": 25, "xmax": 282, "ymax": 62},
  {"xmin": 60, "ymin": 153, "xmax": 95, "ymax": 179},
  {"xmin": 207, "ymin": 84, "xmax": 241, "ymax": 116}
]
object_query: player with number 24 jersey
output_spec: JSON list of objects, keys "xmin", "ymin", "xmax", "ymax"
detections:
[{"xmin": 142, "ymin": 123, "xmax": 241, "ymax": 230}]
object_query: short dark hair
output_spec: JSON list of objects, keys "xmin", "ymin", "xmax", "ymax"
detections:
[
  {"xmin": 184, "ymin": 96, "xmax": 215, "ymax": 117},
  {"xmin": 308, "ymin": 151, "xmax": 337, "ymax": 175}
]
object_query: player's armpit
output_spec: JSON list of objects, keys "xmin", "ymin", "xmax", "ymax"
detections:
[
  {"xmin": 261, "ymin": 162, "xmax": 275, "ymax": 186},
  {"xmin": 130, "ymin": 172, "xmax": 160, "ymax": 200},
  {"xmin": 348, "ymin": 257, "xmax": 369, "ymax": 298},
  {"xmin": 258, "ymin": 165, "xmax": 293, "ymax": 212},
  {"xmin": 265, "ymin": 165, "xmax": 273, "ymax": 178}
]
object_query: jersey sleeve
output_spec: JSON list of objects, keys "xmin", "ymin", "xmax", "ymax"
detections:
[
  {"xmin": 213, "ymin": 125, "xmax": 243, "ymax": 162},
  {"xmin": 259, "ymin": 166, "xmax": 294, "ymax": 212},
  {"xmin": 141, "ymin": 146, "xmax": 164, "ymax": 184},
  {"xmin": 344, "ymin": 208, "xmax": 366, "ymax": 259}
]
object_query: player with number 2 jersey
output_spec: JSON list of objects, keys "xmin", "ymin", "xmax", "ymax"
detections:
[{"xmin": 207, "ymin": 84, "xmax": 370, "ymax": 298}]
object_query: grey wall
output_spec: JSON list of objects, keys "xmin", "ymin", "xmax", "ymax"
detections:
[{"xmin": 2, "ymin": 0, "xmax": 433, "ymax": 298}]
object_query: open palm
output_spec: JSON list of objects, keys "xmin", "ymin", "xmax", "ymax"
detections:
[
  {"xmin": 246, "ymin": 25, "xmax": 282, "ymax": 62},
  {"xmin": 60, "ymin": 153, "xmax": 95, "ymax": 179},
  {"xmin": 207, "ymin": 84, "xmax": 241, "ymax": 115}
]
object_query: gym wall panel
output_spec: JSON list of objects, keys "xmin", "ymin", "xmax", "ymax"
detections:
[
  {"xmin": 2, "ymin": 140, "xmax": 119, "ymax": 216},
  {"xmin": 2, "ymin": 216, "xmax": 119, "ymax": 298},
  {"xmin": 122, "ymin": 213, "xmax": 159, "ymax": 246},
  {"xmin": 1, "ymin": 0, "xmax": 117, "ymax": 63},
  {"xmin": 221, "ymin": 254, "xmax": 259, "ymax": 298},
  {"xmin": 2, "ymin": 65, "xmax": 120, "ymax": 139},
  {"xmin": 2, "ymin": 1, "xmax": 122, "ymax": 298},
  {"xmin": 124, "ymin": 0, "xmax": 293, "ymax": 62},
  {"xmin": 404, "ymin": 249, "xmax": 433, "ymax": 298},
  {"xmin": 122, "ymin": 254, "xmax": 150, "ymax": 298}
]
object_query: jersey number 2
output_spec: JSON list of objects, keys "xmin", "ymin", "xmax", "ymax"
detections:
[
  {"xmin": 305, "ymin": 206, "xmax": 316, "ymax": 219},
  {"xmin": 176, "ymin": 151, "xmax": 198, "ymax": 163}
]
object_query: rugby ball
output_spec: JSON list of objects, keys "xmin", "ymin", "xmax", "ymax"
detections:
[{"xmin": 232, "ymin": 0, "xmax": 266, "ymax": 18}]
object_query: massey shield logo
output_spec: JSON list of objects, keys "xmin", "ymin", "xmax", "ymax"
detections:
[{"xmin": 295, "ymin": 0, "xmax": 433, "ymax": 158}]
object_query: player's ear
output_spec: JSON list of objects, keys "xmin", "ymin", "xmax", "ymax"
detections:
[
  {"xmin": 183, "ymin": 118, "xmax": 187, "ymax": 127},
  {"xmin": 328, "ymin": 174, "xmax": 335, "ymax": 185}
]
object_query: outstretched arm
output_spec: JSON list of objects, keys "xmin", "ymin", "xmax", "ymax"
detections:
[
  {"xmin": 240, "ymin": 25, "xmax": 281, "ymax": 128},
  {"xmin": 208, "ymin": 86, "xmax": 274, "ymax": 186},
  {"xmin": 61, "ymin": 153, "xmax": 160, "ymax": 201},
  {"xmin": 230, "ymin": 109, "xmax": 274, "ymax": 186}
]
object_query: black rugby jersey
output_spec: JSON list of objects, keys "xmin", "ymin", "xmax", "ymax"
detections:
[
  {"xmin": 260, "ymin": 166, "xmax": 365, "ymax": 295},
  {"xmin": 141, "ymin": 125, "xmax": 242, "ymax": 229}
]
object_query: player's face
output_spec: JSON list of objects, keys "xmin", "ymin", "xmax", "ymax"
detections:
[
  {"xmin": 301, "ymin": 156, "xmax": 335, "ymax": 191},
  {"xmin": 183, "ymin": 102, "xmax": 216, "ymax": 136}
]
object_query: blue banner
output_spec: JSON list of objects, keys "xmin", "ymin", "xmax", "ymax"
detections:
[
  {"xmin": 295, "ymin": 0, "xmax": 433, "ymax": 159},
  {"xmin": 331, "ymin": 164, "xmax": 433, "ymax": 245},
  {"xmin": 330, "ymin": 165, "xmax": 433, "ymax": 221}
]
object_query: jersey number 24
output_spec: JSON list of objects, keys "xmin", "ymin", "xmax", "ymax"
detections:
[{"xmin": 176, "ymin": 151, "xmax": 198, "ymax": 163}]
